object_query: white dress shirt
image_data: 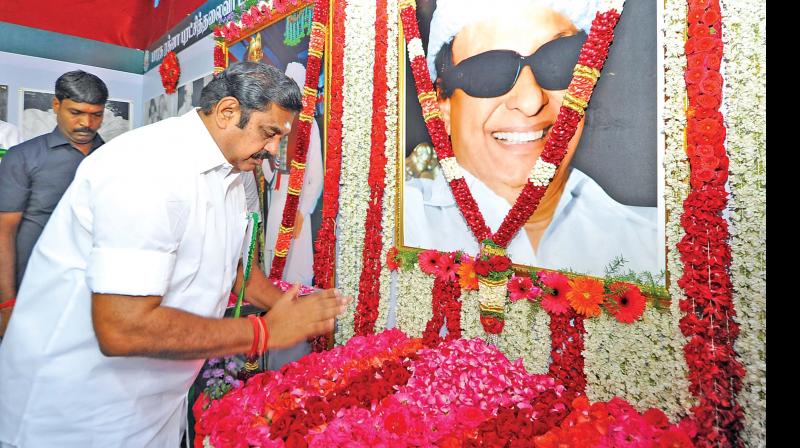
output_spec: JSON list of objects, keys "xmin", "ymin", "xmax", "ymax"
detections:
[
  {"xmin": 0, "ymin": 110, "xmax": 248, "ymax": 447},
  {"xmin": 403, "ymin": 167, "xmax": 660, "ymax": 277}
]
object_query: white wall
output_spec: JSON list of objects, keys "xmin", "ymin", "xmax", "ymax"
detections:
[
  {"xmin": 142, "ymin": 35, "xmax": 216, "ymax": 106},
  {"xmin": 0, "ymin": 50, "xmax": 144, "ymax": 129}
]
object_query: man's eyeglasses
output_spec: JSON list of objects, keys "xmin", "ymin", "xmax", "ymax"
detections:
[{"xmin": 437, "ymin": 31, "xmax": 587, "ymax": 98}]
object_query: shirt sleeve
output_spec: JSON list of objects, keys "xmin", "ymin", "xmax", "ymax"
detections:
[
  {"xmin": 84, "ymin": 168, "xmax": 187, "ymax": 297},
  {"xmin": 0, "ymin": 146, "xmax": 32, "ymax": 212}
]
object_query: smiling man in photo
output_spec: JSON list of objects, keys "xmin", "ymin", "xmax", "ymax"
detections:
[{"xmin": 403, "ymin": 0, "xmax": 659, "ymax": 277}]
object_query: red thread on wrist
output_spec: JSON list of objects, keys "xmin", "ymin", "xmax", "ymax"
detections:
[
  {"xmin": 0, "ymin": 298, "xmax": 15, "ymax": 310},
  {"xmin": 259, "ymin": 315, "xmax": 270, "ymax": 354},
  {"xmin": 247, "ymin": 315, "xmax": 260, "ymax": 357}
]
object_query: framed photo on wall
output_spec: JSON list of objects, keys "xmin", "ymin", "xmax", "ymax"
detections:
[
  {"xmin": 19, "ymin": 89, "xmax": 134, "ymax": 142},
  {"xmin": 397, "ymin": 0, "xmax": 666, "ymax": 291},
  {"xmin": 0, "ymin": 85, "xmax": 9, "ymax": 123}
]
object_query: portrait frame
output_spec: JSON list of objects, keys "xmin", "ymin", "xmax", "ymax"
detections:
[
  {"xmin": 217, "ymin": 0, "xmax": 330, "ymax": 284},
  {"xmin": 19, "ymin": 88, "xmax": 134, "ymax": 143},
  {"xmin": 395, "ymin": 0, "xmax": 668, "ymax": 296}
]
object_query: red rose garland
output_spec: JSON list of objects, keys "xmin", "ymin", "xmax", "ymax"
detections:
[
  {"xmin": 310, "ymin": 0, "xmax": 346, "ymax": 352},
  {"xmin": 269, "ymin": 0, "xmax": 329, "ymax": 280},
  {"xmin": 422, "ymin": 275, "xmax": 462, "ymax": 347},
  {"xmin": 353, "ymin": 0, "xmax": 390, "ymax": 336},
  {"xmin": 160, "ymin": 51, "xmax": 180, "ymax": 94},
  {"xmin": 679, "ymin": 0, "xmax": 745, "ymax": 446},
  {"xmin": 548, "ymin": 309, "xmax": 587, "ymax": 403},
  {"xmin": 313, "ymin": 0, "xmax": 346, "ymax": 289}
]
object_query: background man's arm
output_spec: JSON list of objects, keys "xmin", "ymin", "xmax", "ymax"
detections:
[{"xmin": 0, "ymin": 212, "xmax": 22, "ymax": 337}]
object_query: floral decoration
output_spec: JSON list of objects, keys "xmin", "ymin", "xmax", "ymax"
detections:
[
  {"xmin": 159, "ymin": 50, "xmax": 180, "ymax": 94},
  {"xmin": 353, "ymin": 0, "xmax": 390, "ymax": 336},
  {"xmin": 678, "ymin": 0, "xmax": 746, "ymax": 445},
  {"xmin": 195, "ymin": 330, "xmax": 694, "ymax": 447},
  {"xmin": 721, "ymin": 0, "xmax": 766, "ymax": 443}
]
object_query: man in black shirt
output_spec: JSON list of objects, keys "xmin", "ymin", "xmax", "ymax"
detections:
[{"xmin": 0, "ymin": 70, "xmax": 108, "ymax": 338}]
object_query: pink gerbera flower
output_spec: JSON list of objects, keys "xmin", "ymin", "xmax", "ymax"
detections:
[
  {"xmin": 418, "ymin": 250, "xmax": 441, "ymax": 276},
  {"xmin": 538, "ymin": 271, "xmax": 572, "ymax": 315},
  {"xmin": 507, "ymin": 275, "xmax": 541, "ymax": 302},
  {"xmin": 437, "ymin": 253, "xmax": 458, "ymax": 282}
]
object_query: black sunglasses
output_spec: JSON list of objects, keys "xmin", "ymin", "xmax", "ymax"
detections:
[{"xmin": 438, "ymin": 31, "xmax": 587, "ymax": 98}]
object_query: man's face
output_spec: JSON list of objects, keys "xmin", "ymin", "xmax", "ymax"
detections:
[
  {"xmin": 439, "ymin": 7, "xmax": 586, "ymax": 200},
  {"xmin": 222, "ymin": 105, "xmax": 295, "ymax": 172},
  {"xmin": 52, "ymin": 98, "xmax": 105, "ymax": 146}
]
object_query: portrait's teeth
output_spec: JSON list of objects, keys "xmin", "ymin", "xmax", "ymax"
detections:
[{"xmin": 492, "ymin": 130, "xmax": 546, "ymax": 143}]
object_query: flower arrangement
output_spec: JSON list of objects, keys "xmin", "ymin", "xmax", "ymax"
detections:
[
  {"xmin": 159, "ymin": 51, "xmax": 180, "ymax": 94},
  {"xmin": 199, "ymin": 356, "xmax": 245, "ymax": 401},
  {"xmin": 193, "ymin": 329, "xmax": 694, "ymax": 447}
]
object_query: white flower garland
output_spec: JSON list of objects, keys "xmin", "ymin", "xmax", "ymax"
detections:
[
  {"xmin": 460, "ymin": 289, "xmax": 483, "ymax": 340},
  {"xmin": 497, "ymin": 301, "xmax": 549, "ymax": 374},
  {"xmin": 394, "ymin": 266, "xmax": 435, "ymax": 337},
  {"xmin": 439, "ymin": 156, "xmax": 464, "ymax": 182},
  {"xmin": 722, "ymin": 0, "xmax": 766, "ymax": 444},
  {"xmin": 334, "ymin": 0, "xmax": 376, "ymax": 344},
  {"xmin": 528, "ymin": 160, "xmax": 558, "ymax": 187},
  {"xmin": 376, "ymin": 0, "xmax": 400, "ymax": 333}
]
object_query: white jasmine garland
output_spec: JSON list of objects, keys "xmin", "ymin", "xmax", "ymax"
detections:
[
  {"xmin": 376, "ymin": 0, "xmax": 400, "ymax": 333},
  {"xmin": 478, "ymin": 282, "xmax": 506, "ymax": 308},
  {"xmin": 598, "ymin": 0, "xmax": 626, "ymax": 13},
  {"xmin": 335, "ymin": 0, "xmax": 376, "ymax": 345},
  {"xmin": 395, "ymin": 267, "xmax": 435, "ymax": 337},
  {"xmin": 460, "ymin": 289, "xmax": 483, "ymax": 340},
  {"xmin": 722, "ymin": 0, "xmax": 766, "ymax": 444},
  {"xmin": 439, "ymin": 156, "xmax": 463, "ymax": 182},
  {"xmin": 528, "ymin": 160, "xmax": 558, "ymax": 186}
]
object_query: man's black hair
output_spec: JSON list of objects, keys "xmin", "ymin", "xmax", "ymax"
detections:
[
  {"xmin": 55, "ymin": 70, "xmax": 109, "ymax": 105},
  {"xmin": 199, "ymin": 61, "xmax": 303, "ymax": 129}
]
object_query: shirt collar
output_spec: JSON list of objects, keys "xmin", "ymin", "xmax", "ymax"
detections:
[
  {"xmin": 45, "ymin": 127, "xmax": 105, "ymax": 153},
  {"xmin": 184, "ymin": 109, "xmax": 232, "ymax": 174}
]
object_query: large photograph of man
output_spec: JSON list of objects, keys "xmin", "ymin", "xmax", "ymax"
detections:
[
  {"xmin": 402, "ymin": 0, "xmax": 663, "ymax": 279},
  {"xmin": 226, "ymin": 3, "xmax": 325, "ymax": 370}
]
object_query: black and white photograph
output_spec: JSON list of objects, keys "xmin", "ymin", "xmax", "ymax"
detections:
[
  {"xmin": 0, "ymin": 85, "xmax": 9, "ymax": 122},
  {"xmin": 19, "ymin": 89, "xmax": 133, "ymax": 142},
  {"xmin": 145, "ymin": 92, "xmax": 176, "ymax": 125},
  {"xmin": 176, "ymin": 73, "xmax": 214, "ymax": 116}
]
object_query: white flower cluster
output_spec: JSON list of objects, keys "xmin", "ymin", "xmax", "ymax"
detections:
[
  {"xmin": 722, "ymin": 0, "xmax": 766, "ymax": 444},
  {"xmin": 497, "ymin": 300, "xmax": 549, "ymax": 374},
  {"xmin": 376, "ymin": 0, "xmax": 400, "ymax": 333},
  {"xmin": 407, "ymin": 37, "xmax": 426, "ymax": 61},
  {"xmin": 334, "ymin": 0, "xmax": 377, "ymax": 345},
  {"xmin": 460, "ymin": 289, "xmax": 484, "ymax": 340},
  {"xmin": 439, "ymin": 156, "xmax": 463, "ymax": 182},
  {"xmin": 478, "ymin": 282, "xmax": 507, "ymax": 308},
  {"xmin": 528, "ymin": 160, "xmax": 558, "ymax": 186},
  {"xmin": 395, "ymin": 267, "xmax": 435, "ymax": 337},
  {"xmin": 584, "ymin": 309, "xmax": 694, "ymax": 420}
]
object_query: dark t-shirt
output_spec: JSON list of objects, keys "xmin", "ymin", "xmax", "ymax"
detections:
[{"xmin": 0, "ymin": 128, "xmax": 104, "ymax": 288}]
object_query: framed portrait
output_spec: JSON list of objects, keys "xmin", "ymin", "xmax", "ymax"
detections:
[
  {"xmin": 0, "ymin": 85, "xmax": 8, "ymax": 123},
  {"xmin": 397, "ymin": 0, "xmax": 666, "ymax": 289},
  {"xmin": 145, "ymin": 92, "xmax": 177, "ymax": 125},
  {"xmin": 219, "ymin": 1, "xmax": 326, "ymax": 285},
  {"xmin": 19, "ymin": 89, "xmax": 134, "ymax": 142},
  {"xmin": 176, "ymin": 72, "xmax": 215, "ymax": 116}
]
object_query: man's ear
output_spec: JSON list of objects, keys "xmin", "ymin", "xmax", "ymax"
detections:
[
  {"xmin": 436, "ymin": 84, "xmax": 452, "ymax": 136},
  {"xmin": 52, "ymin": 97, "xmax": 61, "ymax": 113},
  {"xmin": 213, "ymin": 97, "xmax": 241, "ymax": 129}
]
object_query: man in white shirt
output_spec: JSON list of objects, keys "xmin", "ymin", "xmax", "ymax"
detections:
[
  {"xmin": 404, "ymin": 0, "xmax": 659, "ymax": 277},
  {"xmin": 0, "ymin": 61, "xmax": 350, "ymax": 447}
]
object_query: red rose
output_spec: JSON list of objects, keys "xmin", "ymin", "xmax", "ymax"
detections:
[
  {"xmin": 480, "ymin": 315, "xmax": 505, "ymax": 334},
  {"xmin": 269, "ymin": 412, "xmax": 293, "ymax": 439},
  {"xmin": 489, "ymin": 255, "xmax": 511, "ymax": 272},
  {"xmin": 702, "ymin": 9, "xmax": 721, "ymax": 25},
  {"xmin": 474, "ymin": 259, "xmax": 491, "ymax": 276},
  {"xmin": 285, "ymin": 432, "xmax": 308, "ymax": 448}
]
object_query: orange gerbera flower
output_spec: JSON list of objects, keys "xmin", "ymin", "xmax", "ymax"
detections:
[
  {"xmin": 566, "ymin": 277, "xmax": 605, "ymax": 317},
  {"xmin": 458, "ymin": 261, "xmax": 478, "ymax": 291}
]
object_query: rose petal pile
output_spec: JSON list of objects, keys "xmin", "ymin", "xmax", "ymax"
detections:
[{"xmin": 194, "ymin": 330, "xmax": 693, "ymax": 447}]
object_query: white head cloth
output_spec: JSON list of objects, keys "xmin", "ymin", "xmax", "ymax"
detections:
[
  {"xmin": 285, "ymin": 61, "xmax": 306, "ymax": 88},
  {"xmin": 426, "ymin": 0, "xmax": 603, "ymax": 82}
]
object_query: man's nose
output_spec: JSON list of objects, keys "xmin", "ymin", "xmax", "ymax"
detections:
[{"xmin": 506, "ymin": 66, "xmax": 548, "ymax": 116}]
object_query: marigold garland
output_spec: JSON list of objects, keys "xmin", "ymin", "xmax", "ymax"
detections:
[
  {"xmin": 159, "ymin": 51, "xmax": 180, "ymax": 94},
  {"xmin": 678, "ymin": 0, "xmax": 745, "ymax": 445}
]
